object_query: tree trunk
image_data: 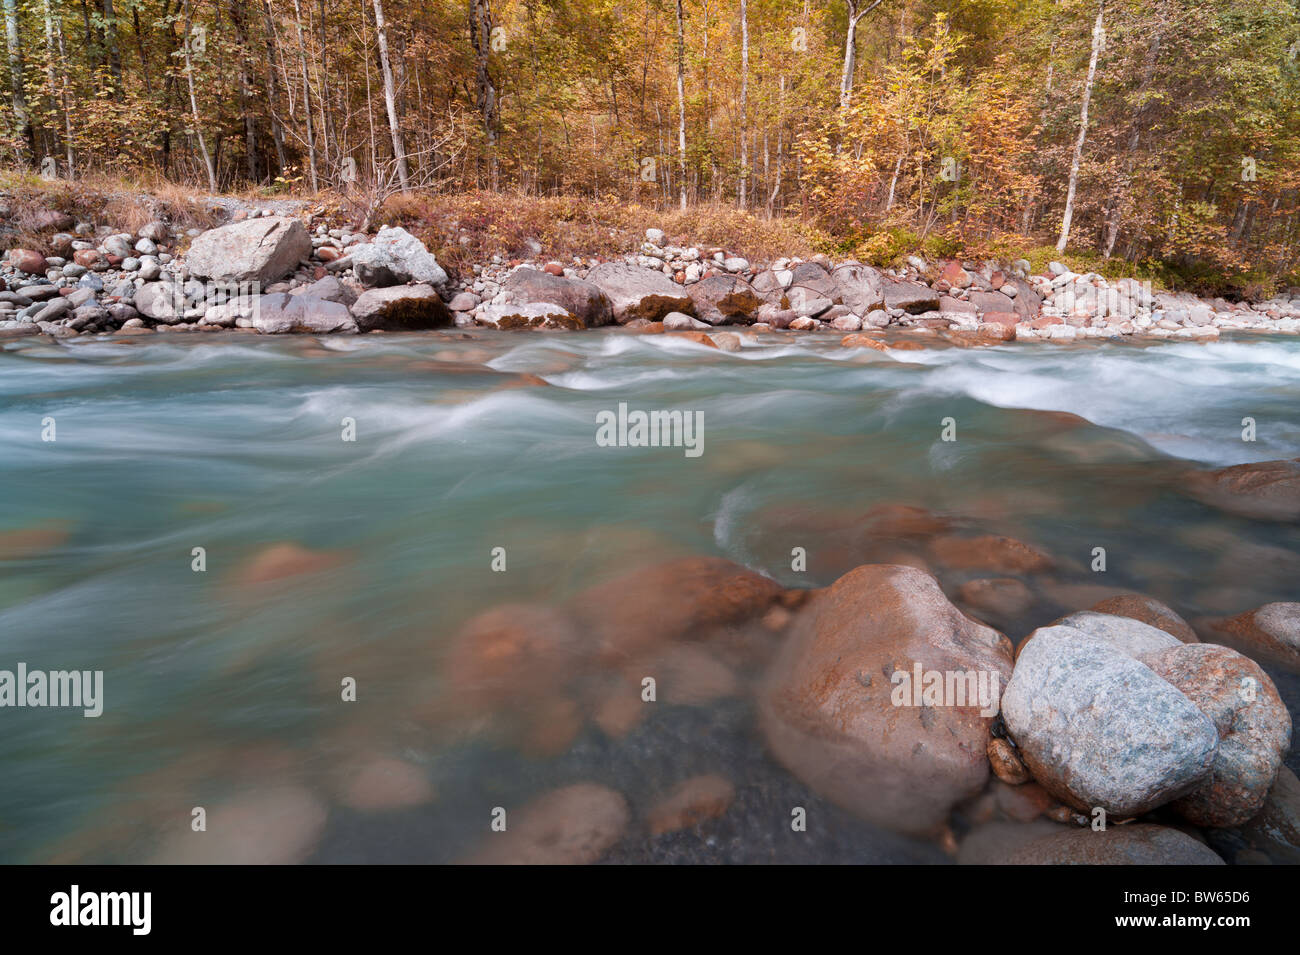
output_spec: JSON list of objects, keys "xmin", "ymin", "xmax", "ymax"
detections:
[
  {"xmin": 291, "ymin": 0, "xmax": 319, "ymax": 190},
  {"xmin": 738, "ymin": 0, "xmax": 748, "ymax": 208},
  {"xmin": 839, "ymin": 0, "xmax": 880, "ymax": 110},
  {"xmin": 4, "ymin": 0, "xmax": 31, "ymax": 159},
  {"xmin": 1057, "ymin": 0, "xmax": 1105, "ymax": 254},
  {"xmin": 100, "ymin": 0, "xmax": 123, "ymax": 92},
  {"xmin": 1103, "ymin": 21, "xmax": 1161, "ymax": 258},
  {"xmin": 674, "ymin": 0, "xmax": 687, "ymax": 210},
  {"xmin": 371, "ymin": 0, "xmax": 409, "ymax": 188},
  {"xmin": 182, "ymin": 0, "xmax": 218, "ymax": 190},
  {"xmin": 468, "ymin": 0, "xmax": 499, "ymax": 185},
  {"xmin": 259, "ymin": 1, "xmax": 289, "ymax": 177}
]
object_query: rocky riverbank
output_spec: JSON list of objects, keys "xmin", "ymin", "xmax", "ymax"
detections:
[{"xmin": 3, "ymin": 204, "xmax": 1299, "ymax": 343}]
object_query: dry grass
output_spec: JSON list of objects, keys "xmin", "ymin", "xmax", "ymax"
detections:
[
  {"xmin": 372, "ymin": 190, "xmax": 830, "ymax": 274},
  {"xmin": 0, "ymin": 171, "xmax": 225, "ymax": 253}
]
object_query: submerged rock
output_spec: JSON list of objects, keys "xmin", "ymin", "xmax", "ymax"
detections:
[
  {"xmin": 150, "ymin": 786, "xmax": 328, "ymax": 864},
  {"xmin": 334, "ymin": 756, "xmax": 436, "ymax": 812},
  {"xmin": 645, "ymin": 774, "xmax": 736, "ymax": 835},
  {"xmin": 929, "ymin": 534, "xmax": 1053, "ymax": 574},
  {"xmin": 568, "ymin": 556, "xmax": 782, "ymax": 662},
  {"xmin": 1189, "ymin": 457, "xmax": 1300, "ymax": 522},
  {"xmin": 462, "ymin": 783, "xmax": 629, "ymax": 864},
  {"xmin": 1203, "ymin": 602, "xmax": 1300, "ymax": 673},
  {"xmin": 1003, "ymin": 824, "xmax": 1224, "ymax": 865},
  {"xmin": 759, "ymin": 564, "xmax": 1013, "ymax": 834},
  {"xmin": 1238, "ymin": 766, "xmax": 1300, "ymax": 863}
]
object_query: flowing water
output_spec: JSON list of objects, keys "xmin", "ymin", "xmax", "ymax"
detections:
[{"xmin": 1, "ymin": 328, "xmax": 1297, "ymax": 863}]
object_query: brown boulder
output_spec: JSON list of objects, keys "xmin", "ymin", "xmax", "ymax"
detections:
[
  {"xmin": 759, "ymin": 564, "xmax": 1014, "ymax": 834},
  {"xmin": 1003, "ymin": 824, "xmax": 1224, "ymax": 865},
  {"xmin": 840, "ymin": 333, "xmax": 888, "ymax": 351},
  {"xmin": 1203, "ymin": 602, "xmax": 1300, "ymax": 673},
  {"xmin": 1189, "ymin": 458, "xmax": 1300, "ymax": 522},
  {"xmin": 9, "ymin": 248, "xmax": 48, "ymax": 274},
  {"xmin": 1142, "ymin": 643, "xmax": 1292, "ymax": 827}
]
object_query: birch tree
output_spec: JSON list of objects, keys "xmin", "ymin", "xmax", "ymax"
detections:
[
  {"xmin": 1057, "ymin": 0, "xmax": 1105, "ymax": 253},
  {"xmin": 371, "ymin": 0, "xmax": 409, "ymax": 189}
]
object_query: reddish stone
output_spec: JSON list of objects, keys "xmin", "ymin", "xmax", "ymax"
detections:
[
  {"xmin": 543, "ymin": 262, "xmax": 565, "ymax": 276},
  {"xmin": 8, "ymin": 249, "xmax": 47, "ymax": 274},
  {"xmin": 316, "ymin": 246, "xmax": 342, "ymax": 262},
  {"xmin": 929, "ymin": 534, "xmax": 1053, "ymax": 574},
  {"xmin": 1030, "ymin": 316, "xmax": 1063, "ymax": 329},
  {"xmin": 568, "ymin": 555, "xmax": 782, "ymax": 662},
  {"xmin": 669, "ymin": 330, "xmax": 719, "ymax": 349},
  {"xmin": 981, "ymin": 311, "xmax": 1019, "ymax": 328},
  {"xmin": 73, "ymin": 249, "xmax": 105, "ymax": 268},
  {"xmin": 840, "ymin": 333, "xmax": 887, "ymax": 351},
  {"xmin": 939, "ymin": 260, "xmax": 971, "ymax": 288},
  {"xmin": 646, "ymin": 775, "xmax": 736, "ymax": 835}
]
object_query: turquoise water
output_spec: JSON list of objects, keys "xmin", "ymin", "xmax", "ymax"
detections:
[{"xmin": 1, "ymin": 329, "xmax": 1297, "ymax": 863}]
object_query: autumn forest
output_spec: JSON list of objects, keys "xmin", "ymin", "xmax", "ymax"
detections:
[{"xmin": 2, "ymin": 0, "xmax": 1299, "ymax": 287}]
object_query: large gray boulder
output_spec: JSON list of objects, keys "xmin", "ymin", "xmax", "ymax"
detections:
[
  {"xmin": 1002, "ymin": 622, "xmax": 1219, "ymax": 819},
  {"xmin": 686, "ymin": 274, "xmax": 761, "ymax": 325},
  {"xmin": 133, "ymin": 281, "xmax": 186, "ymax": 324},
  {"xmin": 251, "ymin": 292, "xmax": 358, "ymax": 334},
  {"xmin": 350, "ymin": 284, "xmax": 451, "ymax": 331},
  {"xmin": 502, "ymin": 268, "xmax": 612, "ymax": 327},
  {"xmin": 186, "ymin": 216, "xmax": 312, "ymax": 285},
  {"xmin": 349, "ymin": 227, "xmax": 447, "ymax": 288},
  {"xmin": 474, "ymin": 302, "xmax": 582, "ymax": 330},
  {"xmin": 883, "ymin": 280, "xmax": 940, "ymax": 314},
  {"xmin": 585, "ymin": 262, "xmax": 692, "ymax": 324},
  {"xmin": 832, "ymin": 262, "xmax": 886, "ymax": 315}
]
